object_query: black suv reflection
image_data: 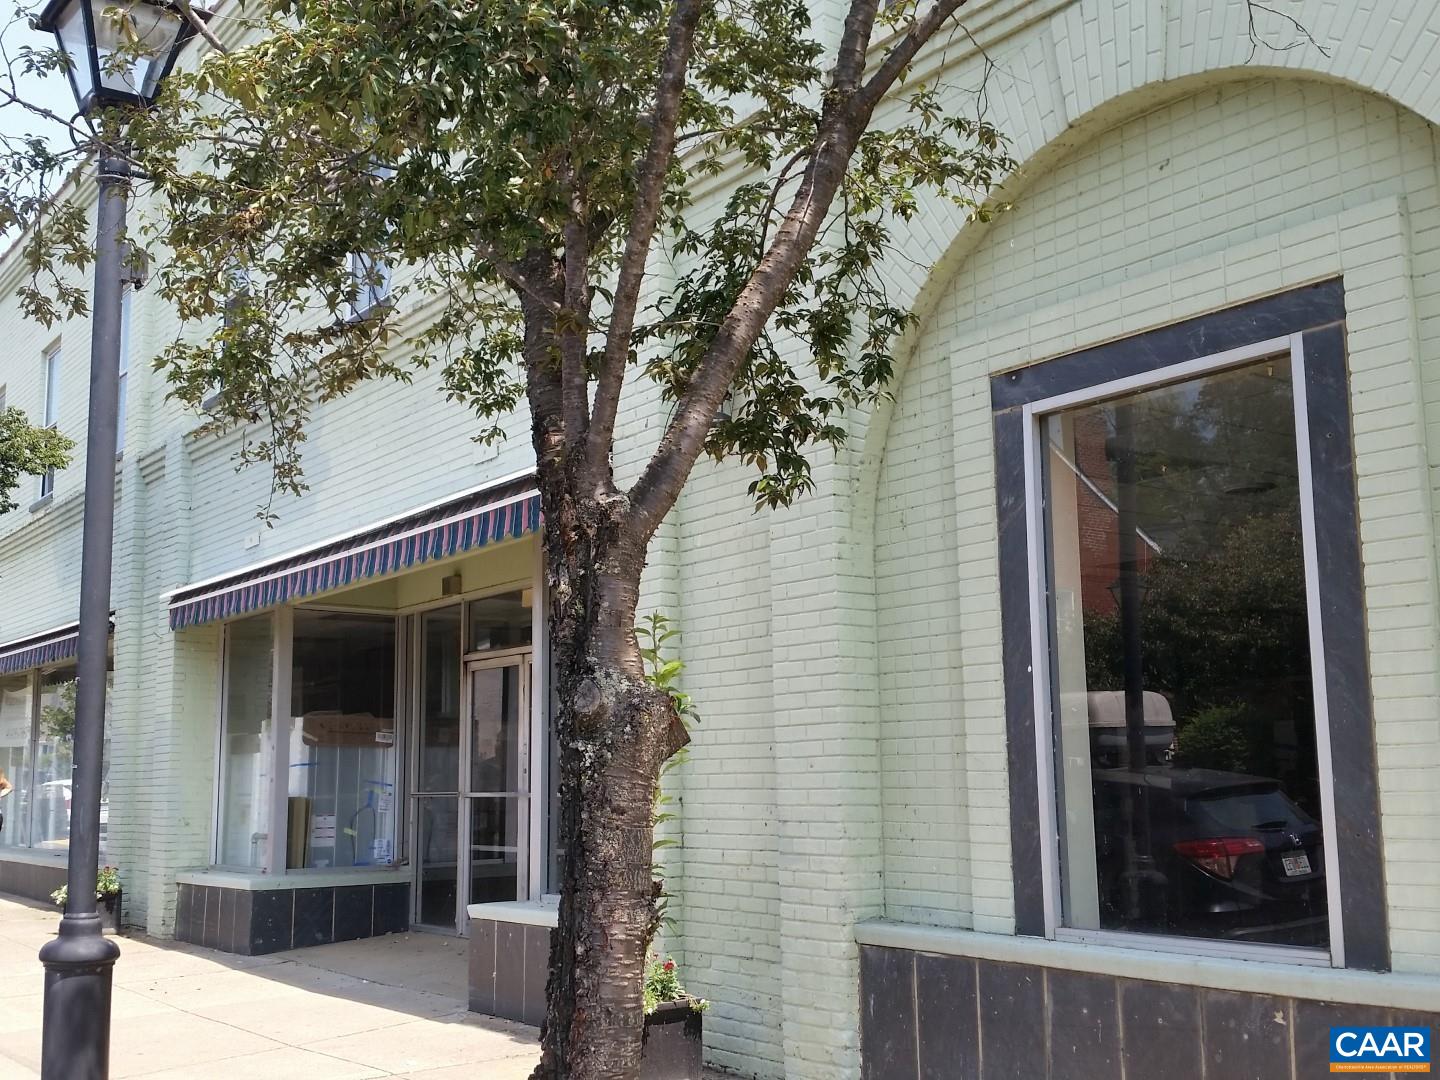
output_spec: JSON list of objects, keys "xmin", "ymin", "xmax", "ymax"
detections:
[{"xmin": 1091, "ymin": 766, "xmax": 1327, "ymax": 947}]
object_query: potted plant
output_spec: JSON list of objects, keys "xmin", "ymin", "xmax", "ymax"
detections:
[
  {"xmin": 50, "ymin": 865, "xmax": 122, "ymax": 932},
  {"xmin": 642, "ymin": 954, "xmax": 707, "ymax": 1080}
]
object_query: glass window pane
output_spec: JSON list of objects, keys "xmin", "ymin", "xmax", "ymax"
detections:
[
  {"xmin": 469, "ymin": 797, "xmax": 519, "ymax": 904},
  {"xmin": 1045, "ymin": 354, "xmax": 1327, "ymax": 948},
  {"xmin": 470, "ymin": 666, "xmax": 522, "ymax": 793},
  {"xmin": 219, "ymin": 615, "xmax": 273, "ymax": 868},
  {"xmin": 43, "ymin": 345, "xmax": 59, "ymax": 427},
  {"xmin": 418, "ymin": 607, "xmax": 462, "ymax": 792},
  {"xmin": 467, "ymin": 591, "xmax": 532, "ymax": 652},
  {"xmin": 0, "ymin": 675, "xmax": 32, "ymax": 847},
  {"xmin": 416, "ymin": 795, "xmax": 458, "ymax": 928},
  {"xmin": 31, "ymin": 671, "xmax": 76, "ymax": 850},
  {"xmin": 286, "ymin": 611, "xmax": 398, "ymax": 869},
  {"xmin": 91, "ymin": 0, "xmax": 184, "ymax": 99}
]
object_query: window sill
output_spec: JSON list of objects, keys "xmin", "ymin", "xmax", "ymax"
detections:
[
  {"xmin": 0, "ymin": 847, "xmax": 69, "ymax": 866},
  {"xmin": 176, "ymin": 866, "xmax": 409, "ymax": 891},
  {"xmin": 466, "ymin": 898, "xmax": 558, "ymax": 929},
  {"xmin": 854, "ymin": 919, "xmax": 1440, "ymax": 1012},
  {"xmin": 345, "ymin": 296, "xmax": 395, "ymax": 325},
  {"xmin": 28, "ymin": 493, "xmax": 53, "ymax": 514}
]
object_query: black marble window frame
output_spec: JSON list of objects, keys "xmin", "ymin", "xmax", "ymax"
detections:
[{"xmin": 990, "ymin": 279, "xmax": 1390, "ymax": 972}]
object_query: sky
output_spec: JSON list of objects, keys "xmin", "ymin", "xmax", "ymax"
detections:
[{"xmin": 0, "ymin": 10, "xmax": 86, "ymax": 156}]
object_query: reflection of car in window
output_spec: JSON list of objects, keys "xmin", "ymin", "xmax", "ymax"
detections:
[{"xmin": 1091, "ymin": 766, "xmax": 1327, "ymax": 947}]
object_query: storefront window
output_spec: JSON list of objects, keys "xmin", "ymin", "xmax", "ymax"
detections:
[
  {"xmin": 219, "ymin": 615, "xmax": 274, "ymax": 868},
  {"xmin": 468, "ymin": 663, "xmax": 524, "ymax": 902},
  {"xmin": 1044, "ymin": 353, "xmax": 1327, "ymax": 948},
  {"xmin": 31, "ymin": 671, "xmax": 77, "ymax": 850},
  {"xmin": 0, "ymin": 675, "xmax": 30, "ymax": 847},
  {"xmin": 286, "ymin": 611, "xmax": 398, "ymax": 868},
  {"xmin": 418, "ymin": 607, "xmax": 462, "ymax": 793},
  {"xmin": 416, "ymin": 795, "xmax": 458, "ymax": 926},
  {"xmin": 467, "ymin": 590, "xmax": 532, "ymax": 652}
]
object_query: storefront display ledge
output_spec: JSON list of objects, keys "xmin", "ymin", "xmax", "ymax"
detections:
[
  {"xmin": 854, "ymin": 920, "xmax": 1440, "ymax": 1011},
  {"xmin": 468, "ymin": 900, "xmax": 557, "ymax": 1026},
  {"xmin": 0, "ymin": 847, "xmax": 68, "ymax": 867},
  {"xmin": 0, "ymin": 848, "xmax": 70, "ymax": 905},
  {"xmin": 466, "ymin": 899, "xmax": 558, "ymax": 928},
  {"xmin": 176, "ymin": 867, "xmax": 410, "ymax": 891}
]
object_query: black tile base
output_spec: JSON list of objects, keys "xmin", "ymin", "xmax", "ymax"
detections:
[
  {"xmin": 468, "ymin": 917, "xmax": 553, "ymax": 1028},
  {"xmin": 175, "ymin": 881, "xmax": 409, "ymax": 955},
  {"xmin": 860, "ymin": 944, "xmax": 1439, "ymax": 1080},
  {"xmin": 0, "ymin": 857, "xmax": 69, "ymax": 906}
]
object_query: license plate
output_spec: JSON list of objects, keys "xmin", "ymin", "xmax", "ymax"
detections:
[{"xmin": 1282, "ymin": 853, "xmax": 1312, "ymax": 877}]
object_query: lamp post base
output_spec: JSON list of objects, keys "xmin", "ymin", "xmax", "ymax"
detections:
[{"xmin": 38, "ymin": 913, "xmax": 121, "ymax": 1080}]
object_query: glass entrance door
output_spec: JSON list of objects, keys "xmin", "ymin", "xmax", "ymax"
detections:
[
  {"xmin": 409, "ymin": 589, "xmax": 536, "ymax": 933},
  {"xmin": 465, "ymin": 660, "xmax": 530, "ymax": 905},
  {"xmin": 413, "ymin": 608, "xmax": 462, "ymax": 930}
]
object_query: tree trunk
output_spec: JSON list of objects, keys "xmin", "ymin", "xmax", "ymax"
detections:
[{"xmin": 531, "ymin": 500, "xmax": 689, "ymax": 1080}]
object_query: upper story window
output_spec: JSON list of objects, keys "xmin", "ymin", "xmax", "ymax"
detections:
[
  {"xmin": 39, "ymin": 342, "xmax": 60, "ymax": 499},
  {"xmin": 348, "ymin": 251, "xmax": 392, "ymax": 321},
  {"xmin": 222, "ymin": 264, "xmax": 250, "ymax": 329},
  {"xmin": 347, "ymin": 164, "xmax": 395, "ymax": 322},
  {"xmin": 993, "ymin": 283, "xmax": 1387, "ymax": 971}
]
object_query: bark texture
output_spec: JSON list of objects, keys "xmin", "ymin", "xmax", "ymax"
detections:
[
  {"xmin": 531, "ymin": 485, "xmax": 689, "ymax": 1080},
  {"xmin": 516, "ymin": 5, "xmax": 974, "ymax": 1075}
]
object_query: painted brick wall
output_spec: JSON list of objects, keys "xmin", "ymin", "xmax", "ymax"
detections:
[
  {"xmin": 874, "ymin": 77, "xmax": 1440, "ymax": 973},
  {"xmin": 4, "ymin": 4, "xmax": 1440, "ymax": 1079}
]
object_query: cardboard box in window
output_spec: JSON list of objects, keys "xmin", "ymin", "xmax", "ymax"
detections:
[{"xmin": 300, "ymin": 711, "xmax": 396, "ymax": 748}]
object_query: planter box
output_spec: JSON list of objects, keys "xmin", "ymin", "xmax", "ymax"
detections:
[
  {"xmin": 642, "ymin": 999, "xmax": 704, "ymax": 1080},
  {"xmin": 101, "ymin": 890, "xmax": 121, "ymax": 933}
]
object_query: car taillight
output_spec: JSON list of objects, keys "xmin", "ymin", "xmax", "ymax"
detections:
[{"xmin": 1174, "ymin": 837, "xmax": 1265, "ymax": 880}]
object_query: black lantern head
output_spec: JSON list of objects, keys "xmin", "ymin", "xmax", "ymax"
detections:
[{"xmin": 35, "ymin": 0, "xmax": 202, "ymax": 114}]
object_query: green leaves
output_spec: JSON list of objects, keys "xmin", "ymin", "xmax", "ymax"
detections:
[
  {"xmin": 0, "ymin": 406, "xmax": 73, "ymax": 514},
  {"xmin": 15, "ymin": 0, "xmax": 1017, "ymax": 520}
]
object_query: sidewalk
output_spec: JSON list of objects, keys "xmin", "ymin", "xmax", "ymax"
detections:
[{"xmin": 0, "ymin": 895, "xmax": 540, "ymax": 1078}]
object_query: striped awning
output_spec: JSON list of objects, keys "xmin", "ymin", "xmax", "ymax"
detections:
[
  {"xmin": 0, "ymin": 618, "xmax": 113, "ymax": 677},
  {"xmin": 167, "ymin": 476, "xmax": 541, "ymax": 630}
]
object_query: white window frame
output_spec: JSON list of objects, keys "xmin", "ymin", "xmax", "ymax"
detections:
[
  {"xmin": 39, "ymin": 342, "xmax": 60, "ymax": 499},
  {"xmin": 222, "ymin": 264, "xmax": 250, "ymax": 330},
  {"xmin": 0, "ymin": 661, "xmax": 110, "ymax": 855},
  {"xmin": 1020, "ymin": 332, "xmax": 1345, "ymax": 968},
  {"xmin": 348, "ymin": 250, "xmax": 393, "ymax": 320},
  {"xmin": 0, "ymin": 670, "xmax": 42, "ymax": 853},
  {"xmin": 212, "ymin": 611, "xmax": 278, "ymax": 871}
]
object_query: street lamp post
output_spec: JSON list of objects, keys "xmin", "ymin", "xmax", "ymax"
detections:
[{"xmin": 30, "ymin": 4, "xmax": 201, "ymax": 1077}]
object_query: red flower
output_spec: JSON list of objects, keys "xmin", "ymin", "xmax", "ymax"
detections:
[{"xmin": 663, "ymin": 960, "xmax": 675, "ymax": 972}]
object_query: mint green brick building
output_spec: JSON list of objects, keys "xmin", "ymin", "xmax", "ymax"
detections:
[{"xmin": 3, "ymin": 2, "xmax": 1440, "ymax": 1076}]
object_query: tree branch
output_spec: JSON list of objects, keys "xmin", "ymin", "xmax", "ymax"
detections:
[
  {"xmin": 625, "ymin": 0, "xmax": 968, "ymax": 540},
  {"xmin": 561, "ymin": 180, "xmax": 591, "ymax": 456},
  {"xmin": 475, "ymin": 238, "xmax": 563, "ymax": 315},
  {"xmin": 854, "ymin": 0, "xmax": 970, "ymax": 115},
  {"xmin": 584, "ymin": 0, "xmax": 705, "ymax": 489},
  {"xmin": 174, "ymin": 0, "xmax": 228, "ymax": 56}
]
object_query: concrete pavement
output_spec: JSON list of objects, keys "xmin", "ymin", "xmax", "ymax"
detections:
[{"xmin": 0, "ymin": 895, "xmax": 540, "ymax": 1078}]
